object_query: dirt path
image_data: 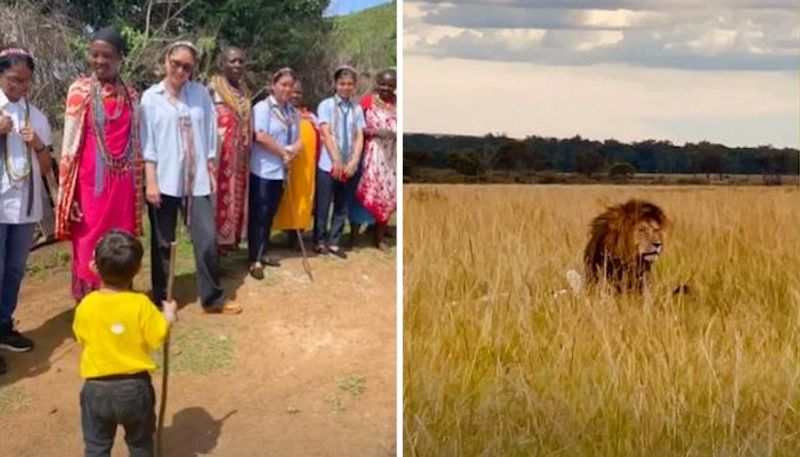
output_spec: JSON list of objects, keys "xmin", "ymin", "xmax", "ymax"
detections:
[{"xmin": 0, "ymin": 240, "xmax": 397, "ymax": 457}]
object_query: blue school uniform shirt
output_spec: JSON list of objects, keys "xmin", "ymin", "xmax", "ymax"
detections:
[
  {"xmin": 316, "ymin": 94, "xmax": 365, "ymax": 173},
  {"xmin": 250, "ymin": 96, "xmax": 300, "ymax": 180},
  {"xmin": 139, "ymin": 81, "xmax": 217, "ymax": 197}
]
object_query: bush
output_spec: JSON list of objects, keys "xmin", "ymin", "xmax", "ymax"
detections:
[{"xmin": 608, "ymin": 162, "xmax": 636, "ymax": 182}]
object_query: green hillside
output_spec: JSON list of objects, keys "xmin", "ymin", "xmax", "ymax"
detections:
[{"xmin": 332, "ymin": 2, "xmax": 397, "ymax": 74}]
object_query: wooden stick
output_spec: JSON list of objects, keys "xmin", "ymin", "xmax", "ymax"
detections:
[
  {"xmin": 156, "ymin": 241, "xmax": 178, "ymax": 457},
  {"xmin": 284, "ymin": 165, "xmax": 314, "ymax": 282}
]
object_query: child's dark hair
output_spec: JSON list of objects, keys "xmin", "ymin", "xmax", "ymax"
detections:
[
  {"xmin": 94, "ymin": 229, "xmax": 143, "ymax": 289},
  {"xmin": 333, "ymin": 65, "xmax": 357, "ymax": 82},
  {"xmin": 0, "ymin": 47, "xmax": 35, "ymax": 74}
]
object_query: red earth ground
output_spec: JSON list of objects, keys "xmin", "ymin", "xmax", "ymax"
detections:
[{"xmin": 0, "ymin": 238, "xmax": 397, "ymax": 457}]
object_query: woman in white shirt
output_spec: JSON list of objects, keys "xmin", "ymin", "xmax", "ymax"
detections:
[
  {"xmin": 140, "ymin": 41, "xmax": 241, "ymax": 315},
  {"xmin": 0, "ymin": 47, "xmax": 53, "ymax": 373},
  {"xmin": 248, "ymin": 68, "xmax": 301, "ymax": 280}
]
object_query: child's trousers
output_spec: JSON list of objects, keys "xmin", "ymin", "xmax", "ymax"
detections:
[{"xmin": 80, "ymin": 373, "xmax": 156, "ymax": 457}]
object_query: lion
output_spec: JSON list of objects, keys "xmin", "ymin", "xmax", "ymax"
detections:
[{"xmin": 565, "ymin": 199, "xmax": 669, "ymax": 295}]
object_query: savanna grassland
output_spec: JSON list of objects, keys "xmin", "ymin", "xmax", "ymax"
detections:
[{"xmin": 404, "ymin": 184, "xmax": 800, "ymax": 457}]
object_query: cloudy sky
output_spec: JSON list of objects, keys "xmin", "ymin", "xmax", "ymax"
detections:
[{"xmin": 404, "ymin": 1, "xmax": 799, "ymax": 147}]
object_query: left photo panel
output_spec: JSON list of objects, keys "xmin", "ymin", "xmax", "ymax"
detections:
[{"xmin": 0, "ymin": 1, "xmax": 397, "ymax": 456}]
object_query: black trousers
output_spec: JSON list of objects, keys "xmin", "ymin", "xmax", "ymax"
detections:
[
  {"xmin": 147, "ymin": 195, "xmax": 225, "ymax": 309},
  {"xmin": 80, "ymin": 376, "xmax": 156, "ymax": 457},
  {"xmin": 313, "ymin": 170, "xmax": 348, "ymax": 247},
  {"xmin": 247, "ymin": 174, "xmax": 284, "ymax": 263}
]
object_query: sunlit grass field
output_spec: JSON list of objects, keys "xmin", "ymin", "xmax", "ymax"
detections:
[{"xmin": 404, "ymin": 184, "xmax": 800, "ymax": 457}]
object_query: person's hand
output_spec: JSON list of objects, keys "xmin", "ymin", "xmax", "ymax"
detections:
[
  {"xmin": 210, "ymin": 173, "xmax": 217, "ymax": 194},
  {"xmin": 20, "ymin": 126, "xmax": 44, "ymax": 151},
  {"xmin": 69, "ymin": 200, "xmax": 83, "ymax": 223},
  {"xmin": 344, "ymin": 160, "xmax": 358, "ymax": 178},
  {"xmin": 332, "ymin": 156, "xmax": 343, "ymax": 174},
  {"xmin": 162, "ymin": 299, "xmax": 178, "ymax": 323},
  {"xmin": 207, "ymin": 162, "xmax": 217, "ymax": 194},
  {"xmin": 0, "ymin": 115, "xmax": 12, "ymax": 135},
  {"xmin": 146, "ymin": 182, "xmax": 161, "ymax": 207},
  {"xmin": 282, "ymin": 146, "xmax": 295, "ymax": 164},
  {"xmin": 332, "ymin": 156, "xmax": 345, "ymax": 180}
]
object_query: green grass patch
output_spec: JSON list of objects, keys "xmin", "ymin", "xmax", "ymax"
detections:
[
  {"xmin": 26, "ymin": 246, "xmax": 70, "ymax": 278},
  {"xmin": 326, "ymin": 394, "xmax": 346, "ymax": 413},
  {"xmin": 153, "ymin": 325, "xmax": 234, "ymax": 375},
  {"xmin": 336, "ymin": 374, "xmax": 367, "ymax": 398}
]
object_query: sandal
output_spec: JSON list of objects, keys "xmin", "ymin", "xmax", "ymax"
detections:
[
  {"xmin": 204, "ymin": 300, "xmax": 243, "ymax": 315},
  {"xmin": 329, "ymin": 246, "xmax": 348, "ymax": 260},
  {"xmin": 249, "ymin": 263, "xmax": 264, "ymax": 280},
  {"xmin": 261, "ymin": 256, "xmax": 282, "ymax": 268}
]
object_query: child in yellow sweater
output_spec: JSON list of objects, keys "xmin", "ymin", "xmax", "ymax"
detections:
[{"xmin": 72, "ymin": 229, "xmax": 177, "ymax": 457}]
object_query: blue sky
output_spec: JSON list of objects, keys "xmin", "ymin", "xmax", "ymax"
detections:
[
  {"xmin": 405, "ymin": 1, "xmax": 799, "ymax": 148},
  {"xmin": 325, "ymin": 0, "xmax": 393, "ymax": 16}
]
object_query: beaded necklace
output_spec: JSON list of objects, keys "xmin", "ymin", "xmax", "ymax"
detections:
[
  {"xmin": 89, "ymin": 73, "xmax": 135, "ymax": 181},
  {"xmin": 2, "ymin": 99, "xmax": 31, "ymax": 187},
  {"xmin": 212, "ymin": 74, "xmax": 251, "ymax": 121},
  {"xmin": 267, "ymin": 95, "xmax": 297, "ymax": 144}
]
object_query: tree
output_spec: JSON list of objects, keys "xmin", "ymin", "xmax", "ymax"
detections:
[
  {"xmin": 493, "ymin": 140, "xmax": 525, "ymax": 175},
  {"xmin": 608, "ymin": 162, "xmax": 635, "ymax": 182},
  {"xmin": 446, "ymin": 148, "xmax": 495, "ymax": 182},
  {"xmin": 695, "ymin": 149, "xmax": 725, "ymax": 180},
  {"xmin": 405, "ymin": 132, "xmax": 800, "ymax": 184},
  {"xmin": 574, "ymin": 150, "xmax": 604, "ymax": 178},
  {"xmin": 8, "ymin": 0, "xmax": 395, "ymax": 121}
]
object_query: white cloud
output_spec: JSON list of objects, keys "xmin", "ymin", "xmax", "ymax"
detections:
[
  {"xmin": 404, "ymin": 1, "xmax": 799, "ymax": 70},
  {"xmin": 579, "ymin": 9, "xmax": 654, "ymax": 28}
]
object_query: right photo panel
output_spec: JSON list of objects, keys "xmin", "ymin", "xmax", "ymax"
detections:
[{"xmin": 403, "ymin": 1, "xmax": 800, "ymax": 456}]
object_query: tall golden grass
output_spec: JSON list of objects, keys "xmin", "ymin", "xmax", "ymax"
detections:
[{"xmin": 404, "ymin": 185, "xmax": 800, "ymax": 457}]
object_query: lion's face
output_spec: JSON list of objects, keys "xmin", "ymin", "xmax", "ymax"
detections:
[
  {"xmin": 634, "ymin": 219, "xmax": 664, "ymax": 263},
  {"xmin": 584, "ymin": 199, "xmax": 669, "ymax": 290}
]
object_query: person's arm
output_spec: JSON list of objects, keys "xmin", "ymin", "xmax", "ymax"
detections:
[
  {"xmin": 143, "ymin": 298, "xmax": 177, "ymax": 351},
  {"xmin": 21, "ymin": 112, "xmax": 52, "ymax": 174},
  {"xmin": 319, "ymin": 124, "xmax": 340, "ymax": 165},
  {"xmin": 203, "ymin": 87, "xmax": 219, "ymax": 194},
  {"xmin": 139, "ymin": 100, "xmax": 161, "ymax": 207},
  {"xmin": 71, "ymin": 303, "xmax": 86, "ymax": 345},
  {"xmin": 317, "ymin": 99, "xmax": 342, "ymax": 176},
  {"xmin": 360, "ymin": 95, "xmax": 378, "ymax": 139},
  {"xmin": 253, "ymin": 102, "xmax": 291, "ymax": 163},
  {"xmin": 344, "ymin": 107, "xmax": 366, "ymax": 177},
  {"xmin": 23, "ymin": 134, "xmax": 51, "ymax": 174},
  {"xmin": 0, "ymin": 114, "xmax": 12, "ymax": 136}
]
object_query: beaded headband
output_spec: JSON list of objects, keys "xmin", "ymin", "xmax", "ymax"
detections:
[
  {"xmin": 334, "ymin": 64, "xmax": 356, "ymax": 74},
  {"xmin": 167, "ymin": 40, "xmax": 200, "ymax": 58},
  {"xmin": 0, "ymin": 48, "xmax": 32, "ymax": 59},
  {"xmin": 272, "ymin": 67, "xmax": 295, "ymax": 83}
]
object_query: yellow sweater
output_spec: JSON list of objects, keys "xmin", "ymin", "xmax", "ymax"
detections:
[{"xmin": 73, "ymin": 290, "xmax": 169, "ymax": 379}]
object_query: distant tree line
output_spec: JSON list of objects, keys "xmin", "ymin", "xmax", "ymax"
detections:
[{"xmin": 404, "ymin": 133, "xmax": 799, "ymax": 183}]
